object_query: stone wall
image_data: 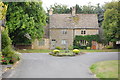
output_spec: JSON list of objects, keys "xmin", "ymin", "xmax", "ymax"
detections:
[
  {"xmin": 14, "ymin": 44, "xmax": 32, "ymax": 49},
  {"xmin": 49, "ymin": 28, "xmax": 74, "ymax": 49},
  {"xmin": 32, "ymin": 38, "xmax": 49, "ymax": 49},
  {"xmin": 75, "ymin": 29, "xmax": 99, "ymax": 35}
]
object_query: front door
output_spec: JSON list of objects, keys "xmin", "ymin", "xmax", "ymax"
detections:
[{"xmin": 51, "ymin": 39, "xmax": 56, "ymax": 49}]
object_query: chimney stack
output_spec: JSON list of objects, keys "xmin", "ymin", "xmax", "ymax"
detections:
[
  {"xmin": 72, "ymin": 7, "xmax": 76, "ymax": 16},
  {"xmin": 49, "ymin": 8, "xmax": 53, "ymax": 16}
]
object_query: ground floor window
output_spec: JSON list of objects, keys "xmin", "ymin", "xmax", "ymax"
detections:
[
  {"xmin": 61, "ymin": 39, "xmax": 67, "ymax": 45},
  {"xmin": 80, "ymin": 40, "xmax": 88, "ymax": 46},
  {"xmin": 39, "ymin": 39, "xmax": 45, "ymax": 46}
]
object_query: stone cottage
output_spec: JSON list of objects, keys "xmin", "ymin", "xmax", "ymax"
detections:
[{"xmin": 49, "ymin": 7, "xmax": 99, "ymax": 49}]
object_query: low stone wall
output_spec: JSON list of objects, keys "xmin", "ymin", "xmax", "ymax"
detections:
[
  {"xmin": 14, "ymin": 44, "xmax": 32, "ymax": 49},
  {"xmin": 32, "ymin": 38, "xmax": 50, "ymax": 49}
]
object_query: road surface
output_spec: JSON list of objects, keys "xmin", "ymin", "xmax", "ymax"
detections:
[{"xmin": 3, "ymin": 52, "xmax": 119, "ymax": 78}]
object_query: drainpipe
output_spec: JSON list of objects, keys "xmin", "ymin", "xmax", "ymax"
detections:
[{"xmin": 73, "ymin": 29, "xmax": 75, "ymax": 46}]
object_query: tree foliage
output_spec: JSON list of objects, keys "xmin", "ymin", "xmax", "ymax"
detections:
[
  {"xmin": 102, "ymin": 1, "xmax": 120, "ymax": 45},
  {"xmin": 47, "ymin": 3, "xmax": 71, "ymax": 14},
  {"xmin": 5, "ymin": 2, "xmax": 46, "ymax": 44},
  {"xmin": 0, "ymin": 2, "xmax": 7, "ymax": 20}
]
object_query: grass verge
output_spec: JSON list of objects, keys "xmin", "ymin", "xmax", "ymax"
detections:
[
  {"xmin": 90, "ymin": 60, "xmax": 119, "ymax": 80},
  {"xmin": 17, "ymin": 49, "xmax": 119, "ymax": 53}
]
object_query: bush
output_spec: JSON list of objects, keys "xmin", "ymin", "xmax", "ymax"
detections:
[
  {"xmin": 1, "ymin": 57, "xmax": 10, "ymax": 65},
  {"xmin": 87, "ymin": 47, "xmax": 91, "ymax": 50},
  {"xmin": 105, "ymin": 46, "xmax": 113, "ymax": 49},
  {"xmin": 1, "ymin": 29, "xmax": 21, "ymax": 65},
  {"xmin": 53, "ymin": 49, "xmax": 60, "ymax": 54},
  {"xmin": 55, "ymin": 46, "xmax": 62, "ymax": 50},
  {"xmin": 2, "ymin": 46, "xmax": 21, "ymax": 64},
  {"xmin": 79, "ymin": 46, "xmax": 87, "ymax": 49},
  {"xmin": 73, "ymin": 46, "xmax": 79, "ymax": 49},
  {"xmin": 2, "ymin": 30, "xmax": 12, "ymax": 49},
  {"xmin": 2, "ymin": 45, "xmax": 14, "ymax": 56},
  {"xmin": 73, "ymin": 49, "xmax": 80, "ymax": 54}
]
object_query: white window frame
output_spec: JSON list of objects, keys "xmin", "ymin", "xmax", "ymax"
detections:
[{"xmin": 61, "ymin": 39, "xmax": 67, "ymax": 45}]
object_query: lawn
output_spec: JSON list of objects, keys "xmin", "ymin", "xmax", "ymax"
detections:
[
  {"xmin": 17, "ymin": 49, "xmax": 119, "ymax": 53},
  {"xmin": 90, "ymin": 60, "xmax": 119, "ymax": 80}
]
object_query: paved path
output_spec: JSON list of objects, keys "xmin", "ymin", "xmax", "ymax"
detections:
[{"xmin": 3, "ymin": 52, "xmax": 119, "ymax": 78}]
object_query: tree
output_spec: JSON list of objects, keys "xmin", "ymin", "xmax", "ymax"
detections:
[
  {"xmin": 94, "ymin": 3, "xmax": 104, "ymax": 27},
  {"xmin": 48, "ymin": 3, "xmax": 71, "ymax": 14},
  {"xmin": 102, "ymin": 1, "xmax": 120, "ymax": 48},
  {"xmin": 5, "ymin": 2, "xmax": 46, "ymax": 44},
  {"xmin": 0, "ymin": 2, "xmax": 7, "ymax": 20},
  {"xmin": 81, "ymin": 2, "xmax": 96, "ymax": 14},
  {"xmin": 75, "ymin": 4, "xmax": 82, "ymax": 14}
]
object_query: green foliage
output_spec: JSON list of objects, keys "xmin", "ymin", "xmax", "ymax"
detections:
[
  {"xmin": 58, "ymin": 53, "xmax": 75, "ymax": 56},
  {"xmin": 2, "ymin": 46, "xmax": 21, "ymax": 64},
  {"xmin": 2, "ymin": 45, "xmax": 14, "ymax": 56},
  {"xmin": 1, "ymin": 29, "xmax": 12, "ymax": 49},
  {"xmin": 53, "ymin": 49, "xmax": 60, "ymax": 54},
  {"xmin": 73, "ymin": 35, "xmax": 101, "ymax": 49},
  {"xmin": 48, "ymin": 3, "xmax": 71, "ymax": 14},
  {"xmin": 87, "ymin": 47, "xmax": 91, "ymax": 50},
  {"xmin": 5, "ymin": 2, "xmax": 46, "ymax": 44},
  {"xmin": 105, "ymin": 45, "xmax": 113, "ymax": 49},
  {"xmin": 55, "ymin": 46, "xmax": 62, "ymax": 50},
  {"xmin": 0, "ymin": 2, "xmax": 7, "ymax": 20},
  {"xmin": 73, "ymin": 49, "xmax": 80, "ymax": 54},
  {"xmin": 1, "ymin": 29, "xmax": 20, "ymax": 64},
  {"xmin": 102, "ymin": 1, "xmax": 120, "ymax": 47}
]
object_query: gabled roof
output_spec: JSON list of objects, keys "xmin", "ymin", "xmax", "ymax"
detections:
[{"xmin": 49, "ymin": 14, "xmax": 99, "ymax": 29}]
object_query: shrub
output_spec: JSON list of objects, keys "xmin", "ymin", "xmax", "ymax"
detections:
[
  {"xmin": 1, "ymin": 30, "xmax": 12, "ymax": 49},
  {"xmin": 2, "ymin": 46, "xmax": 21, "ymax": 64},
  {"xmin": 105, "ymin": 46, "xmax": 113, "ymax": 49},
  {"xmin": 73, "ymin": 49, "xmax": 80, "ymax": 54},
  {"xmin": 2, "ymin": 45, "xmax": 14, "ymax": 56},
  {"xmin": 1, "ymin": 57, "xmax": 10, "ymax": 65},
  {"xmin": 53, "ymin": 49, "xmax": 60, "ymax": 54},
  {"xmin": 87, "ymin": 47, "xmax": 91, "ymax": 50},
  {"xmin": 55, "ymin": 46, "xmax": 62, "ymax": 50},
  {"xmin": 68, "ymin": 45, "xmax": 73, "ymax": 50},
  {"xmin": 73, "ymin": 46, "xmax": 79, "ymax": 49}
]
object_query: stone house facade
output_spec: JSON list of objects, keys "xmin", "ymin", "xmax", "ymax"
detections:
[{"xmin": 49, "ymin": 7, "xmax": 99, "ymax": 49}]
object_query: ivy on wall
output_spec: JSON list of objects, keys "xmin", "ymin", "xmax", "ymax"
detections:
[{"xmin": 73, "ymin": 35, "xmax": 101, "ymax": 49}]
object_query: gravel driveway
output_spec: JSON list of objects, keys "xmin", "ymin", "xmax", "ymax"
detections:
[{"xmin": 3, "ymin": 52, "xmax": 119, "ymax": 78}]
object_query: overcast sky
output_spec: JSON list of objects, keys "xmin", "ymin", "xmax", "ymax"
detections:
[{"xmin": 42, "ymin": 0, "xmax": 114, "ymax": 11}]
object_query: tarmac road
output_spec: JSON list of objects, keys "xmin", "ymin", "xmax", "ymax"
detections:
[{"xmin": 2, "ymin": 52, "xmax": 119, "ymax": 78}]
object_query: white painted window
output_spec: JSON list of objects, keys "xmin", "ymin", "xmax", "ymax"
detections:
[{"xmin": 61, "ymin": 40, "xmax": 67, "ymax": 45}]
